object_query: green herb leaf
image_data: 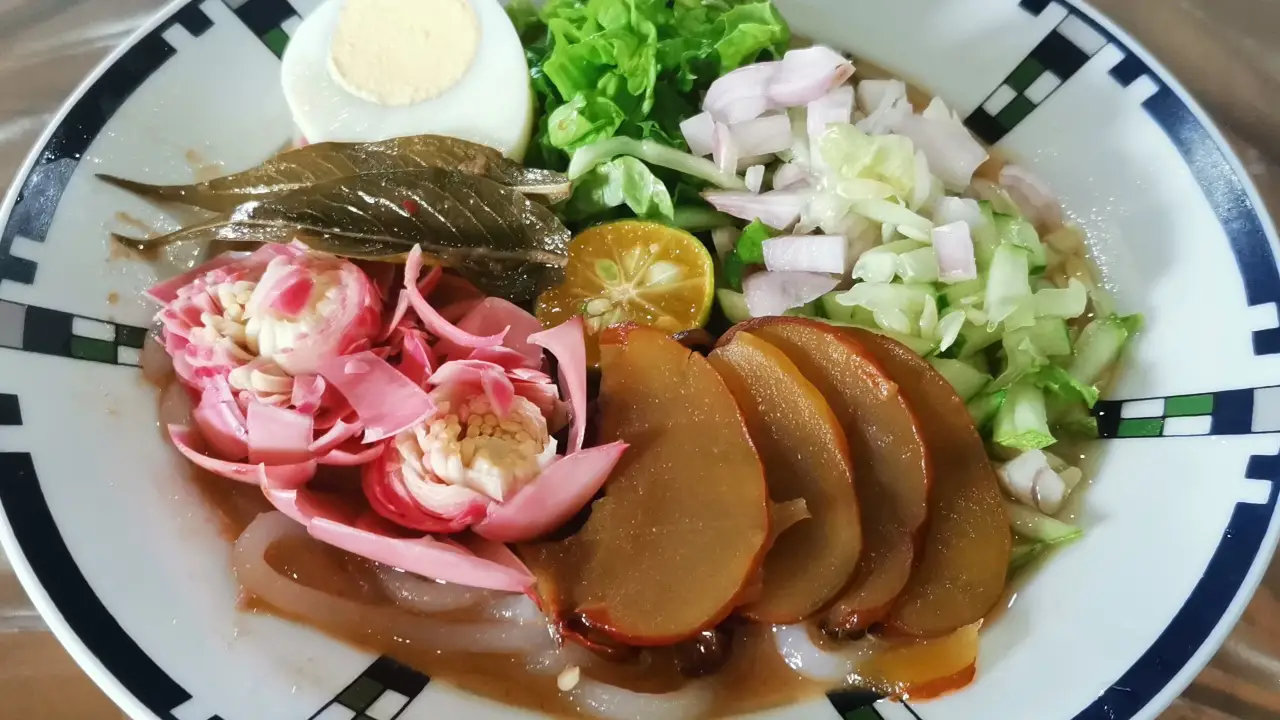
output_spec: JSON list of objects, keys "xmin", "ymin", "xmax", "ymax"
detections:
[
  {"xmin": 97, "ymin": 135, "xmax": 571, "ymax": 212},
  {"xmin": 122, "ymin": 169, "xmax": 571, "ymax": 303},
  {"xmin": 733, "ymin": 219, "xmax": 775, "ymax": 265},
  {"xmin": 565, "ymin": 156, "xmax": 675, "ymax": 223}
]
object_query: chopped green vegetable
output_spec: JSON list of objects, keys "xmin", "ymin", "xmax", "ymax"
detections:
[
  {"xmin": 672, "ymin": 206, "xmax": 734, "ymax": 232},
  {"xmin": 565, "ymin": 156, "xmax": 675, "ymax": 223},
  {"xmin": 733, "ymin": 219, "xmax": 775, "ymax": 265},
  {"xmin": 1034, "ymin": 278, "xmax": 1088, "ymax": 318},
  {"xmin": 568, "ymin": 137, "xmax": 744, "ymax": 189},
  {"xmin": 967, "ymin": 389, "xmax": 1006, "ymax": 429},
  {"xmin": 1038, "ymin": 364, "xmax": 1100, "ymax": 408},
  {"xmin": 984, "ymin": 244, "xmax": 1032, "ymax": 326},
  {"xmin": 898, "ymin": 247, "xmax": 941, "ymax": 284},
  {"xmin": 995, "ymin": 214, "xmax": 1047, "ymax": 272},
  {"xmin": 1068, "ymin": 314, "xmax": 1142, "ymax": 387},
  {"xmin": 930, "ymin": 357, "xmax": 992, "ymax": 402},
  {"xmin": 1009, "ymin": 533, "xmax": 1082, "ymax": 575},
  {"xmin": 1004, "ymin": 501, "xmax": 1082, "ymax": 543},
  {"xmin": 993, "ymin": 380, "xmax": 1055, "ymax": 450},
  {"xmin": 717, "ymin": 288, "xmax": 752, "ymax": 324}
]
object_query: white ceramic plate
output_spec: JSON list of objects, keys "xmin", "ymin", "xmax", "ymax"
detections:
[{"xmin": 2, "ymin": 0, "xmax": 1279, "ymax": 719}]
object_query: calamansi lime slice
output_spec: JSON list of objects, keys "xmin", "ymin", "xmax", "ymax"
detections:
[{"xmin": 536, "ymin": 220, "xmax": 716, "ymax": 364}]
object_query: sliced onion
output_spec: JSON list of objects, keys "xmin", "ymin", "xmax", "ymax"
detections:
[
  {"xmin": 745, "ymin": 165, "xmax": 765, "ymax": 193},
  {"xmin": 1000, "ymin": 164, "xmax": 1063, "ymax": 230},
  {"xmin": 703, "ymin": 62, "xmax": 779, "ymax": 124},
  {"xmin": 569, "ymin": 678, "xmax": 713, "ymax": 720},
  {"xmin": 855, "ymin": 79, "xmax": 910, "ymax": 136},
  {"xmin": 771, "ymin": 623, "xmax": 874, "ymax": 683},
  {"xmin": 743, "ymin": 271, "xmax": 841, "ymax": 318},
  {"xmin": 484, "ymin": 593, "xmax": 545, "ymax": 624},
  {"xmin": 894, "ymin": 113, "xmax": 987, "ymax": 191},
  {"xmin": 680, "ymin": 111, "xmax": 715, "ymax": 157},
  {"xmin": 712, "ymin": 122, "xmax": 738, "ymax": 176},
  {"xmin": 730, "ymin": 114, "xmax": 792, "ymax": 157},
  {"xmin": 762, "ymin": 235, "xmax": 848, "ymax": 274},
  {"xmin": 932, "ymin": 196, "xmax": 983, "ymax": 227},
  {"xmin": 932, "ymin": 221, "xmax": 978, "ymax": 283},
  {"xmin": 702, "ymin": 189, "xmax": 811, "ymax": 230},
  {"xmin": 767, "ymin": 46, "xmax": 854, "ymax": 108},
  {"xmin": 772, "ymin": 162, "xmax": 811, "ymax": 191},
  {"xmin": 997, "ymin": 449, "xmax": 1078, "ymax": 515},
  {"xmin": 807, "ymin": 85, "xmax": 854, "ymax": 149}
]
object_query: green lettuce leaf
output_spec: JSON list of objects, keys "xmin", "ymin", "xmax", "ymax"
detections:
[{"xmin": 565, "ymin": 155, "xmax": 675, "ymax": 223}]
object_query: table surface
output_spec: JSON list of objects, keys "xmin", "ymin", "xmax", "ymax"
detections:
[{"xmin": 1, "ymin": 0, "xmax": 1279, "ymax": 718}]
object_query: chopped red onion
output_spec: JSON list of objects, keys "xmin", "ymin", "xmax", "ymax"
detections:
[
  {"xmin": 807, "ymin": 85, "xmax": 854, "ymax": 147},
  {"xmin": 772, "ymin": 162, "xmax": 812, "ymax": 190},
  {"xmin": 704, "ymin": 62, "xmax": 779, "ymax": 124},
  {"xmin": 893, "ymin": 100, "xmax": 988, "ymax": 191},
  {"xmin": 743, "ymin": 271, "xmax": 841, "ymax": 318},
  {"xmin": 932, "ymin": 221, "xmax": 978, "ymax": 283},
  {"xmin": 729, "ymin": 114, "xmax": 792, "ymax": 156},
  {"xmin": 745, "ymin": 165, "xmax": 765, "ymax": 193},
  {"xmin": 712, "ymin": 122, "xmax": 739, "ymax": 176},
  {"xmin": 680, "ymin": 111, "xmax": 715, "ymax": 157},
  {"xmin": 762, "ymin": 235, "xmax": 848, "ymax": 274},
  {"xmin": 1000, "ymin": 164, "xmax": 1063, "ymax": 229},
  {"xmin": 702, "ymin": 189, "xmax": 811, "ymax": 229},
  {"xmin": 766, "ymin": 46, "xmax": 854, "ymax": 108}
]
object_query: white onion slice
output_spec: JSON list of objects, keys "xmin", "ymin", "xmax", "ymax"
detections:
[
  {"xmin": 773, "ymin": 162, "xmax": 811, "ymax": 190},
  {"xmin": 771, "ymin": 624, "xmax": 875, "ymax": 683},
  {"xmin": 703, "ymin": 189, "xmax": 811, "ymax": 229},
  {"xmin": 711, "ymin": 226, "xmax": 741, "ymax": 260},
  {"xmin": 745, "ymin": 165, "xmax": 766, "ymax": 193},
  {"xmin": 807, "ymin": 85, "xmax": 854, "ymax": 148},
  {"xmin": 855, "ymin": 79, "xmax": 910, "ymax": 136},
  {"xmin": 763, "ymin": 235, "xmax": 848, "ymax": 274},
  {"xmin": 377, "ymin": 566, "xmax": 496, "ymax": 614},
  {"xmin": 893, "ymin": 111, "xmax": 987, "ymax": 191},
  {"xmin": 767, "ymin": 46, "xmax": 854, "ymax": 108},
  {"xmin": 932, "ymin": 196, "xmax": 983, "ymax": 227},
  {"xmin": 743, "ymin": 271, "xmax": 841, "ymax": 318},
  {"xmin": 704, "ymin": 62, "xmax": 779, "ymax": 124},
  {"xmin": 932, "ymin": 221, "xmax": 978, "ymax": 283},
  {"xmin": 680, "ymin": 111, "xmax": 715, "ymax": 157},
  {"xmin": 997, "ymin": 449, "xmax": 1080, "ymax": 515},
  {"xmin": 712, "ymin": 122, "xmax": 739, "ymax": 176},
  {"xmin": 234, "ymin": 513, "xmax": 556, "ymax": 655},
  {"xmin": 1000, "ymin": 164, "xmax": 1063, "ymax": 229},
  {"xmin": 569, "ymin": 678, "xmax": 713, "ymax": 720},
  {"xmin": 730, "ymin": 114, "xmax": 792, "ymax": 156}
]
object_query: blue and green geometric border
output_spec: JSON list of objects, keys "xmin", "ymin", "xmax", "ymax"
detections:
[{"xmin": 0, "ymin": 0, "xmax": 1277, "ymax": 719}]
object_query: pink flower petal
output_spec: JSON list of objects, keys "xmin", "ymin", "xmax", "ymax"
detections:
[
  {"xmin": 481, "ymin": 370, "xmax": 516, "ymax": 418},
  {"xmin": 439, "ymin": 299, "xmax": 483, "ymax": 324},
  {"xmin": 247, "ymin": 402, "xmax": 316, "ymax": 465},
  {"xmin": 398, "ymin": 330, "xmax": 436, "ymax": 387},
  {"xmin": 475, "ymin": 441, "xmax": 628, "ymax": 543},
  {"xmin": 317, "ymin": 440, "xmax": 384, "ymax": 466},
  {"xmin": 467, "ymin": 346, "xmax": 537, "ymax": 371},
  {"xmin": 170, "ymin": 425, "xmax": 316, "ymax": 488},
  {"xmin": 380, "ymin": 291, "xmax": 412, "ymax": 341},
  {"xmin": 309, "ymin": 419, "xmax": 362, "ymax": 455},
  {"xmin": 192, "ymin": 378, "xmax": 249, "ymax": 460},
  {"xmin": 307, "ymin": 518, "xmax": 533, "ymax": 592},
  {"xmin": 404, "ymin": 246, "xmax": 505, "ymax": 349},
  {"xmin": 435, "ymin": 298, "xmax": 542, "ymax": 364},
  {"xmin": 290, "ymin": 374, "xmax": 326, "ymax": 414},
  {"xmin": 427, "ymin": 272, "xmax": 484, "ymax": 308},
  {"xmin": 258, "ymin": 263, "xmax": 315, "ymax": 317},
  {"xmin": 528, "ymin": 317, "xmax": 588, "ymax": 453},
  {"xmin": 146, "ymin": 252, "xmax": 246, "ymax": 305},
  {"xmin": 317, "ymin": 350, "xmax": 435, "ymax": 443}
]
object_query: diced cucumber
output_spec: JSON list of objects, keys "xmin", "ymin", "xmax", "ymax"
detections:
[
  {"xmin": 1038, "ymin": 364, "xmax": 1100, "ymax": 408},
  {"xmin": 1007, "ymin": 317, "xmax": 1072, "ymax": 358},
  {"xmin": 972, "ymin": 201, "xmax": 1000, "ymax": 271},
  {"xmin": 952, "ymin": 319, "xmax": 1002, "ymax": 358},
  {"xmin": 852, "ymin": 249, "xmax": 899, "ymax": 283},
  {"xmin": 1034, "ymin": 278, "xmax": 1088, "ymax": 319},
  {"xmin": 817, "ymin": 317, "xmax": 938, "ymax": 356},
  {"xmin": 819, "ymin": 293, "xmax": 875, "ymax": 325},
  {"xmin": 993, "ymin": 380, "xmax": 1055, "ymax": 450},
  {"xmin": 930, "ymin": 357, "xmax": 992, "ymax": 401},
  {"xmin": 784, "ymin": 299, "xmax": 821, "ymax": 318},
  {"xmin": 940, "ymin": 278, "xmax": 985, "ymax": 311},
  {"xmin": 1068, "ymin": 314, "xmax": 1141, "ymax": 386},
  {"xmin": 718, "ymin": 289, "xmax": 752, "ymax": 324},
  {"xmin": 936, "ymin": 309, "xmax": 967, "ymax": 354},
  {"xmin": 1004, "ymin": 500, "xmax": 1082, "ymax": 543},
  {"xmin": 967, "ymin": 389, "xmax": 1006, "ymax": 431},
  {"xmin": 897, "ymin": 247, "xmax": 940, "ymax": 284},
  {"xmin": 995, "ymin": 214, "xmax": 1047, "ymax": 272},
  {"xmin": 984, "ymin": 244, "xmax": 1032, "ymax": 326}
]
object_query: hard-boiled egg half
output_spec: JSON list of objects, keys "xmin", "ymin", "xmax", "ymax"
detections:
[{"xmin": 282, "ymin": 0, "xmax": 533, "ymax": 158}]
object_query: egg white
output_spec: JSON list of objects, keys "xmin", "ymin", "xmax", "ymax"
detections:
[{"xmin": 282, "ymin": 0, "xmax": 533, "ymax": 159}]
